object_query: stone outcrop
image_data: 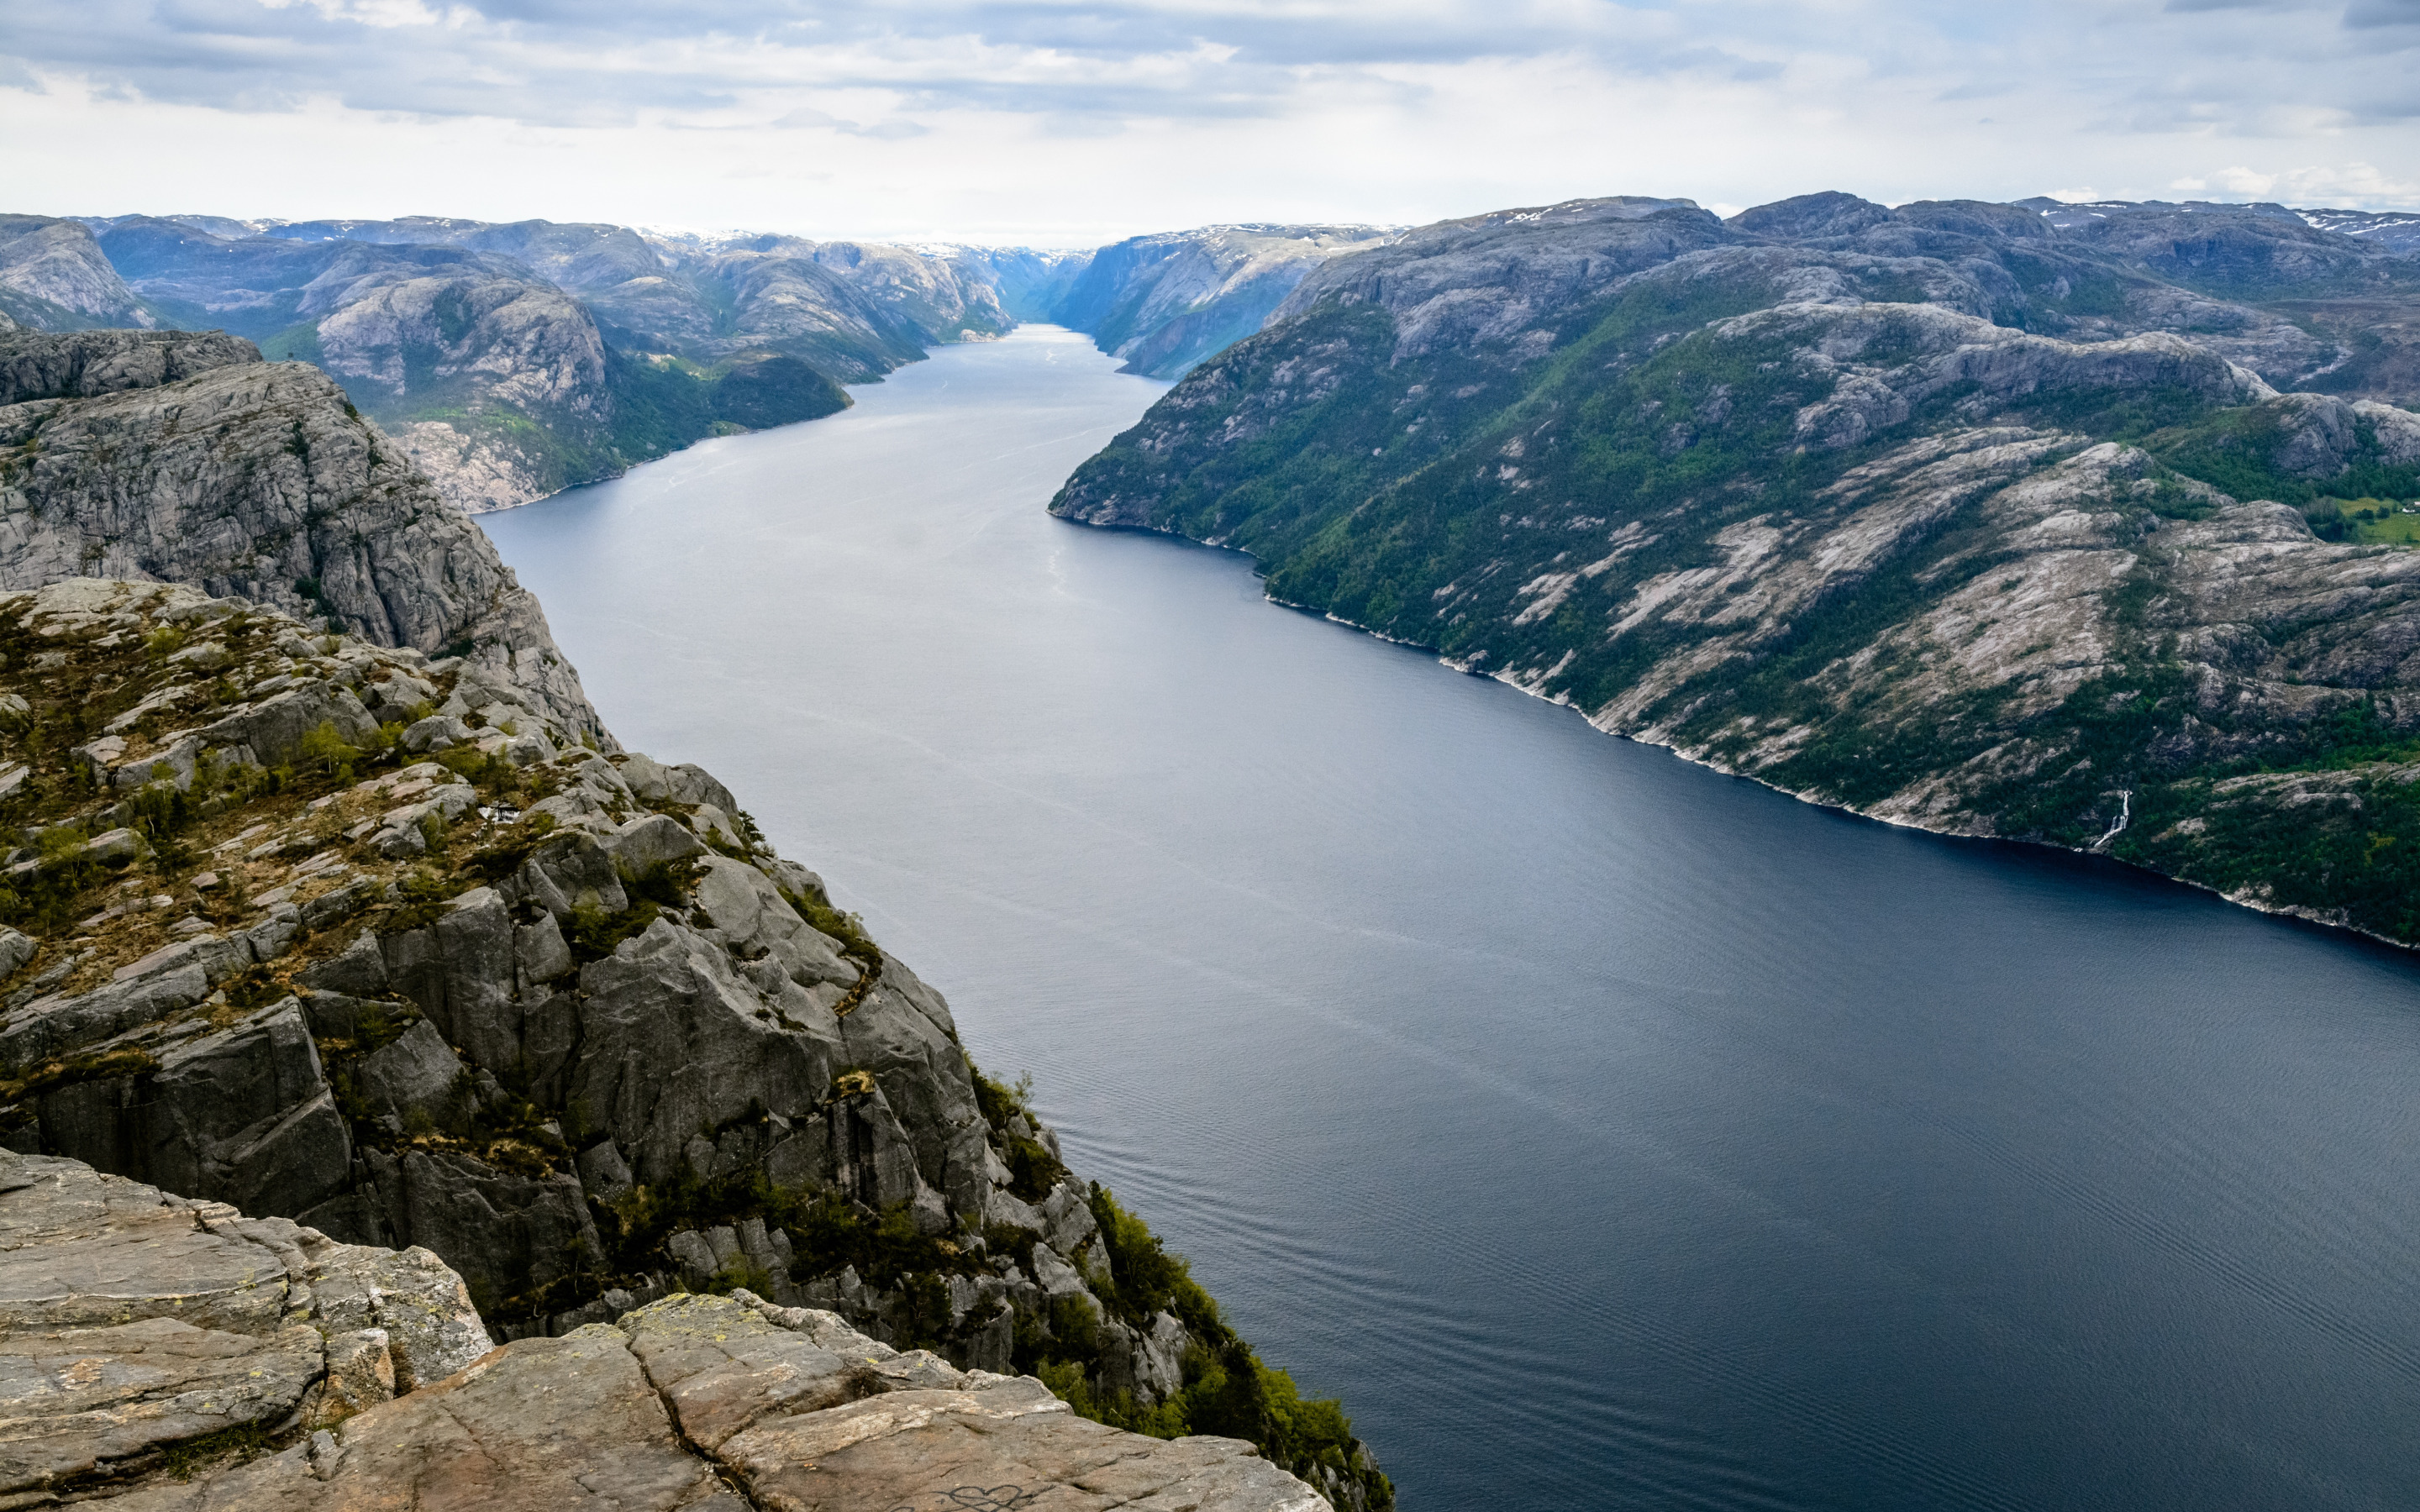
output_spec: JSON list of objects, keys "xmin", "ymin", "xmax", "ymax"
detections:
[
  {"xmin": 0, "ymin": 1152, "xmax": 1322, "ymax": 1510},
  {"xmin": 0, "ymin": 576, "xmax": 1388, "ymax": 1507},
  {"xmin": 0, "ymin": 329, "xmax": 608, "ymax": 744},
  {"xmin": 0, "ymin": 328, "xmax": 255, "ymax": 404},
  {"xmin": 0, "ymin": 1150, "xmax": 490, "ymax": 1495},
  {"xmin": 1053, "ymin": 188, "xmax": 2420, "ymax": 948}
]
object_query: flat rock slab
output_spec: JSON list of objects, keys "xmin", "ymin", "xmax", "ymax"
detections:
[
  {"xmin": 0, "ymin": 1316, "xmax": 319, "ymax": 1490},
  {"xmin": 0, "ymin": 1157, "xmax": 288, "ymax": 1335},
  {"xmin": 722, "ymin": 1383, "xmax": 1325, "ymax": 1512},
  {"xmin": 0, "ymin": 1168, "xmax": 1326, "ymax": 1512},
  {"xmin": 626, "ymin": 1295, "xmax": 1323, "ymax": 1512},
  {"xmin": 99, "ymin": 1326, "xmax": 744, "ymax": 1512}
]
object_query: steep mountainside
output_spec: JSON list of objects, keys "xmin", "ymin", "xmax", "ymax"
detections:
[
  {"xmin": 0, "ymin": 577, "xmax": 1386, "ymax": 1510},
  {"xmin": 0, "ymin": 336, "xmax": 1386, "ymax": 1507},
  {"xmin": 82, "ymin": 218, "xmax": 850, "ymax": 513},
  {"xmin": 2, "ymin": 1152, "xmax": 1328, "ymax": 1509},
  {"xmin": 1052, "ymin": 224, "xmax": 1397, "ymax": 378},
  {"xmin": 1054, "ymin": 192, "xmax": 2420, "ymax": 946},
  {"xmin": 0, "ymin": 329, "xmax": 607, "ymax": 743},
  {"xmin": 0, "ymin": 217, "xmax": 156, "ymax": 332},
  {"xmin": 638, "ymin": 231, "xmax": 1013, "ymax": 371}
]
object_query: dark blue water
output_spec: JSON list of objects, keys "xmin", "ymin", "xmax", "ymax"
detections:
[{"xmin": 481, "ymin": 327, "xmax": 2420, "ymax": 1512}]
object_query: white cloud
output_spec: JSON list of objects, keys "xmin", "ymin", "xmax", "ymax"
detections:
[{"xmin": 1, "ymin": 0, "xmax": 2415, "ymax": 240}]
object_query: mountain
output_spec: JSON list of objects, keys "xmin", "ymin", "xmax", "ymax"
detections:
[
  {"xmin": 57, "ymin": 215, "xmax": 1019, "ymax": 513},
  {"xmin": 0, "ymin": 339, "xmax": 1389, "ymax": 1508},
  {"xmin": 1052, "ymin": 191, "xmax": 2420, "ymax": 947},
  {"xmin": 2299, "ymin": 208, "xmax": 2420, "ymax": 254},
  {"xmin": 0, "ymin": 216, "xmax": 157, "ymax": 332},
  {"xmin": 1050, "ymin": 224, "xmax": 1397, "ymax": 378},
  {"xmin": 939, "ymin": 244, "xmax": 1097, "ymax": 321}
]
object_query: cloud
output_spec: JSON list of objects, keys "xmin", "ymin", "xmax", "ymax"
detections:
[{"xmin": 1, "ymin": 0, "xmax": 2416, "ymax": 237}]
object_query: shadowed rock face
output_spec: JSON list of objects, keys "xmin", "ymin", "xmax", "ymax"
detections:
[
  {"xmin": 1054, "ymin": 192, "xmax": 2420, "ymax": 948},
  {"xmin": 0, "ymin": 577, "xmax": 1389, "ymax": 1509},
  {"xmin": 0, "ymin": 1156, "xmax": 1321, "ymax": 1512},
  {"xmin": 0, "ymin": 329, "xmax": 608, "ymax": 745}
]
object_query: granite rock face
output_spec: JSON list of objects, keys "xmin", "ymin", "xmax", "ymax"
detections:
[
  {"xmin": 0, "ymin": 1154, "xmax": 1321, "ymax": 1510},
  {"xmin": 0, "ymin": 330, "xmax": 608, "ymax": 743},
  {"xmin": 0, "ymin": 579, "xmax": 1387, "ymax": 1507},
  {"xmin": 1055, "ymin": 189, "xmax": 2420, "ymax": 948},
  {"xmin": 0, "ymin": 328, "xmax": 255, "ymax": 404}
]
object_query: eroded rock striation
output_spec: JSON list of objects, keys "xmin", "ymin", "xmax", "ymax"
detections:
[
  {"xmin": 1055, "ymin": 190, "xmax": 2420, "ymax": 947},
  {"xmin": 0, "ymin": 575, "xmax": 1386, "ymax": 1508},
  {"xmin": 0, "ymin": 328, "xmax": 607, "ymax": 745},
  {"xmin": 0, "ymin": 1152, "xmax": 1323, "ymax": 1510}
]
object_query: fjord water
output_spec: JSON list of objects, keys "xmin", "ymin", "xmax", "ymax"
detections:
[{"xmin": 483, "ymin": 327, "xmax": 2420, "ymax": 1512}]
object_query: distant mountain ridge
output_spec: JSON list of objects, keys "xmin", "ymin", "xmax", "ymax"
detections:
[{"xmin": 9, "ymin": 196, "xmax": 2413, "ymax": 517}]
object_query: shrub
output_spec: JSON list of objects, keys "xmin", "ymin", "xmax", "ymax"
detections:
[
  {"xmin": 567, "ymin": 897, "xmax": 658, "ymax": 961},
  {"xmin": 297, "ymin": 720, "xmax": 360, "ymax": 783}
]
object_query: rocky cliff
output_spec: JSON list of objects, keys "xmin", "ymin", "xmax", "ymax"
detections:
[
  {"xmin": 0, "ymin": 218, "xmax": 156, "ymax": 333},
  {"xmin": 0, "ymin": 328, "xmax": 608, "ymax": 744},
  {"xmin": 1051, "ymin": 225, "xmax": 1398, "ymax": 379},
  {"xmin": 0, "ymin": 1152, "xmax": 1328, "ymax": 1509},
  {"xmin": 1054, "ymin": 191, "xmax": 2420, "ymax": 948},
  {"xmin": 0, "ymin": 566, "xmax": 1386, "ymax": 1507}
]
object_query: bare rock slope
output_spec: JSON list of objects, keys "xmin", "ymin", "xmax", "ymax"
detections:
[
  {"xmin": 1051, "ymin": 224, "xmax": 1398, "ymax": 379},
  {"xmin": 0, "ymin": 218, "xmax": 155, "ymax": 333},
  {"xmin": 0, "ymin": 328, "xmax": 606, "ymax": 744}
]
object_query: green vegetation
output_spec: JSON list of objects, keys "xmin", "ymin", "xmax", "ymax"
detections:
[
  {"xmin": 2305, "ymin": 496, "xmax": 2420, "ymax": 543},
  {"xmin": 1014, "ymin": 1184, "xmax": 1391, "ymax": 1509},
  {"xmin": 969, "ymin": 1068, "xmax": 1067, "ymax": 1200}
]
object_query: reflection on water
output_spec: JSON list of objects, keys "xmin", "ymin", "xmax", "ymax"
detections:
[{"xmin": 484, "ymin": 327, "xmax": 2420, "ymax": 1511}]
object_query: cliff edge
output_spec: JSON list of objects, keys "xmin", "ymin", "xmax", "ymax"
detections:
[{"xmin": 0, "ymin": 1151, "xmax": 1324, "ymax": 1509}]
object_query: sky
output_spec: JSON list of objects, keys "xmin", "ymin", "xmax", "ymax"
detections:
[{"xmin": 3, "ymin": 0, "xmax": 2417, "ymax": 246}]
